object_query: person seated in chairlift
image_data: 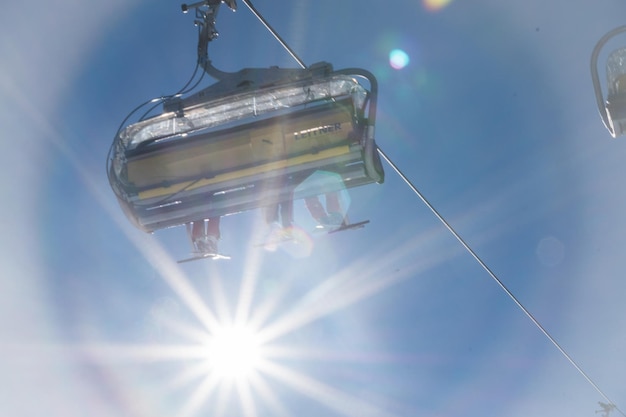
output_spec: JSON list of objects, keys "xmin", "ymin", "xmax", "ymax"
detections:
[
  {"xmin": 305, "ymin": 191, "xmax": 345, "ymax": 230},
  {"xmin": 264, "ymin": 193, "xmax": 295, "ymax": 240},
  {"xmin": 189, "ymin": 217, "xmax": 221, "ymax": 255}
]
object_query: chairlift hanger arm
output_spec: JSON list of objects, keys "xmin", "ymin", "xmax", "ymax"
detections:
[
  {"xmin": 181, "ymin": 0, "xmax": 306, "ymax": 81},
  {"xmin": 181, "ymin": 0, "xmax": 236, "ymax": 13},
  {"xmin": 181, "ymin": 0, "xmax": 237, "ymax": 80}
]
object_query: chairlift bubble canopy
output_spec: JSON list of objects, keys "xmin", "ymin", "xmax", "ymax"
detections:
[
  {"xmin": 107, "ymin": 2, "xmax": 384, "ymax": 233},
  {"xmin": 591, "ymin": 25, "xmax": 626, "ymax": 138}
]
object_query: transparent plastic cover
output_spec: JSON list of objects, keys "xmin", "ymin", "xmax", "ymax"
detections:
[
  {"xmin": 118, "ymin": 76, "xmax": 368, "ymax": 150},
  {"xmin": 607, "ymin": 48, "xmax": 626, "ymax": 96}
]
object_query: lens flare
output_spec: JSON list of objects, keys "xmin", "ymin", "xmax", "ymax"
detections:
[
  {"xmin": 423, "ymin": 0, "xmax": 453, "ymax": 11},
  {"xmin": 389, "ymin": 49, "xmax": 410, "ymax": 70}
]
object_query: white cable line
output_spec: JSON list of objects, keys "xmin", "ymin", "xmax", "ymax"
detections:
[
  {"xmin": 227, "ymin": 2, "xmax": 623, "ymax": 412},
  {"xmin": 377, "ymin": 146, "xmax": 624, "ymax": 416},
  {"xmin": 240, "ymin": 0, "xmax": 307, "ymax": 69}
]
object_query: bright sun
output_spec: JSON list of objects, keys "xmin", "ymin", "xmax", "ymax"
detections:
[{"xmin": 205, "ymin": 324, "xmax": 262, "ymax": 380}]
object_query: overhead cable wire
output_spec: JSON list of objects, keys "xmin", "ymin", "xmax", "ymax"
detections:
[
  {"xmin": 240, "ymin": 0, "xmax": 307, "ymax": 69},
  {"xmin": 229, "ymin": 4, "xmax": 622, "ymax": 410},
  {"xmin": 376, "ymin": 146, "xmax": 625, "ymax": 416}
]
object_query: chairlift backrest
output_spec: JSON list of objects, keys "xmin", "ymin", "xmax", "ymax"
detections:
[{"xmin": 108, "ymin": 70, "xmax": 383, "ymax": 232}]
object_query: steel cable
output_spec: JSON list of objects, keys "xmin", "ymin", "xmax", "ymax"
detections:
[{"xmin": 377, "ymin": 146, "xmax": 625, "ymax": 416}]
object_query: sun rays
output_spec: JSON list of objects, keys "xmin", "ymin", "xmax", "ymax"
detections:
[
  {"xmin": 46, "ymin": 130, "xmax": 463, "ymax": 416},
  {"xmin": 47, "ymin": 126, "xmax": 475, "ymax": 416},
  {"xmin": 75, "ymin": 222, "xmax": 467, "ymax": 417},
  {"xmin": 205, "ymin": 324, "xmax": 263, "ymax": 380},
  {"xmin": 69, "ymin": 159, "xmax": 459, "ymax": 417}
]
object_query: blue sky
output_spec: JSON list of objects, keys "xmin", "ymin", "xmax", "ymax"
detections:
[{"xmin": 3, "ymin": 0, "xmax": 626, "ymax": 416}]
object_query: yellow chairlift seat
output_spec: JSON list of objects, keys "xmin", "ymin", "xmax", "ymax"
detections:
[
  {"xmin": 112, "ymin": 11, "xmax": 387, "ymax": 230},
  {"xmin": 108, "ymin": 65, "xmax": 383, "ymax": 233}
]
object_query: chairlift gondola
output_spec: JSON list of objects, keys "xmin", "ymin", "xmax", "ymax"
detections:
[{"xmin": 107, "ymin": 0, "xmax": 384, "ymax": 247}]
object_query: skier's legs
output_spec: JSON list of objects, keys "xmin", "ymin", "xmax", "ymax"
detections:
[
  {"xmin": 305, "ymin": 196, "xmax": 327, "ymax": 221},
  {"xmin": 207, "ymin": 217, "xmax": 221, "ymax": 239}
]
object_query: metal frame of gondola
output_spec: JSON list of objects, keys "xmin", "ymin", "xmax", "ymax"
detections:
[{"xmin": 107, "ymin": 0, "xmax": 384, "ymax": 232}]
